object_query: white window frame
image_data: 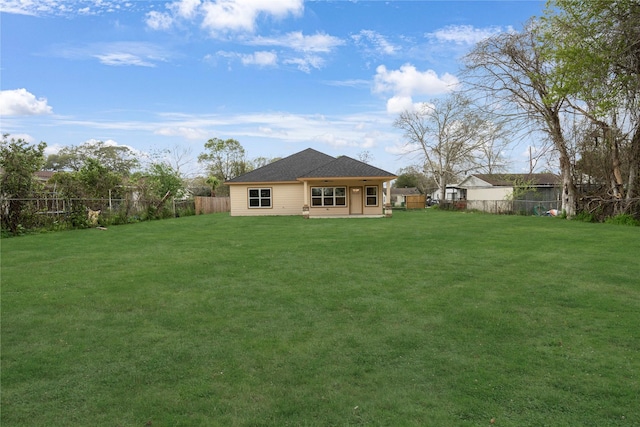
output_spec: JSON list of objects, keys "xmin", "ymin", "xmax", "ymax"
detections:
[{"xmin": 311, "ymin": 186, "xmax": 347, "ymax": 207}]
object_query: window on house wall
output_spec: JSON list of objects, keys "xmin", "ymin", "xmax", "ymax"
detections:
[
  {"xmin": 311, "ymin": 187, "xmax": 346, "ymax": 207},
  {"xmin": 365, "ymin": 186, "xmax": 378, "ymax": 206},
  {"xmin": 248, "ymin": 188, "xmax": 272, "ymax": 208}
]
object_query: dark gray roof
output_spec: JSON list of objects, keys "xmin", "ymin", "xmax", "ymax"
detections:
[
  {"xmin": 226, "ymin": 148, "xmax": 396, "ymax": 183},
  {"xmin": 391, "ymin": 187, "xmax": 421, "ymax": 196},
  {"xmin": 226, "ymin": 148, "xmax": 334, "ymax": 183},
  {"xmin": 299, "ymin": 155, "xmax": 396, "ymax": 179}
]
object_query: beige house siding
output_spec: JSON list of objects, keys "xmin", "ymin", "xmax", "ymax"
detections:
[
  {"xmin": 230, "ymin": 180, "xmax": 388, "ymax": 217},
  {"xmin": 307, "ymin": 180, "xmax": 386, "ymax": 217},
  {"xmin": 229, "ymin": 183, "xmax": 303, "ymax": 216},
  {"xmin": 465, "ymin": 187, "xmax": 512, "ymax": 213},
  {"xmin": 466, "ymin": 187, "xmax": 512, "ymax": 201}
]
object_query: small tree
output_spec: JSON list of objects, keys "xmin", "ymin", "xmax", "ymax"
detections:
[
  {"xmin": 205, "ymin": 176, "xmax": 221, "ymax": 197},
  {"xmin": 0, "ymin": 135, "xmax": 47, "ymax": 234}
]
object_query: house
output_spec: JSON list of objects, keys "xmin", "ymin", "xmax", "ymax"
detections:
[
  {"xmin": 429, "ymin": 185, "xmax": 464, "ymax": 202},
  {"xmin": 225, "ymin": 148, "xmax": 397, "ymax": 218},
  {"xmin": 458, "ymin": 173, "xmax": 561, "ymax": 213},
  {"xmin": 389, "ymin": 187, "xmax": 421, "ymax": 206}
]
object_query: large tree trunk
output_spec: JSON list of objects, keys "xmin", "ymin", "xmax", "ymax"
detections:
[
  {"xmin": 626, "ymin": 124, "xmax": 640, "ymax": 200},
  {"xmin": 549, "ymin": 112, "xmax": 577, "ymax": 217},
  {"xmin": 438, "ymin": 174, "xmax": 446, "ymax": 202}
]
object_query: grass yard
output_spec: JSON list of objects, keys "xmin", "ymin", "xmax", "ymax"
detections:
[{"xmin": 1, "ymin": 210, "xmax": 639, "ymax": 426}]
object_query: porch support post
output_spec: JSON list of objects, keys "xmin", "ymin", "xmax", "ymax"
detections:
[
  {"xmin": 302, "ymin": 180, "xmax": 310, "ymax": 219},
  {"xmin": 385, "ymin": 180, "xmax": 393, "ymax": 217}
]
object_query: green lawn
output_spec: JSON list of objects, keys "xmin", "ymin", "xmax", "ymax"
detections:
[{"xmin": 1, "ymin": 210, "xmax": 639, "ymax": 426}]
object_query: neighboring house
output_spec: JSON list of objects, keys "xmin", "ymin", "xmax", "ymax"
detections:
[
  {"xmin": 225, "ymin": 148, "xmax": 397, "ymax": 218},
  {"xmin": 390, "ymin": 187, "xmax": 421, "ymax": 206},
  {"xmin": 458, "ymin": 173, "xmax": 561, "ymax": 213},
  {"xmin": 429, "ymin": 185, "xmax": 464, "ymax": 202},
  {"xmin": 34, "ymin": 171, "xmax": 55, "ymax": 183}
]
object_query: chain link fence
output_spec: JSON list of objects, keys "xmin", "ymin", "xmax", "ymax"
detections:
[{"xmin": 1, "ymin": 195, "xmax": 196, "ymax": 233}]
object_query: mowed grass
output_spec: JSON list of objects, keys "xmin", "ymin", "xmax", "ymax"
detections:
[{"xmin": 1, "ymin": 210, "xmax": 639, "ymax": 426}]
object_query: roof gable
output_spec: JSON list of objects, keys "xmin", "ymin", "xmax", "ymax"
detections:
[
  {"xmin": 226, "ymin": 149, "xmax": 396, "ymax": 183},
  {"xmin": 226, "ymin": 148, "xmax": 335, "ymax": 183},
  {"xmin": 391, "ymin": 187, "xmax": 421, "ymax": 196},
  {"xmin": 299, "ymin": 155, "xmax": 396, "ymax": 179}
]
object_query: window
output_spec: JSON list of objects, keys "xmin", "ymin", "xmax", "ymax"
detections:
[
  {"xmin": 311, "ymin": 187, "xmax": 346, "ymax": 207},
  {"xmin": 248, "ymin": 188, "xmax": 272, "ymax": 208},
  {"xmin": 365, "ymin": 186, "xmax": 378, "ymax": 206}
]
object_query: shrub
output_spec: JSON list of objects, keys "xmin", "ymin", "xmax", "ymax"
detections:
[
  {"xmin": 605, "ymin": 214, "xmax": 640, "ymax": 226},
  {"xmin": 573, "ymin": 210, "xmax": 596, "ymax": 223}
]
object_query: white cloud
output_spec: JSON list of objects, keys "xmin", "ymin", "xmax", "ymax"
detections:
[
  {"xmin": 44, "ymin": 142, "xmax": 64, "ymax": 156},
  {"xmin": 56, "ymin": 42, "xmax": 169, "ymax": 67},
  {"xmin": 426, "ymin": 25, "xmax": 513, "ymax": 45},
  {"xmin": 0, "ymin": 0, "xmax": 134, "ymax": 16},
  {"xmin": 386, "ymin": 96, "xmax": 414, "ymax": 115},
  {"xmin": 83, "ymin": 138, "xmax": 145, "ymax": 157},
  {"xmin": 0, "ymin": 89, "xmax": 53, "ymax": 116},
  {"xmin": 385, "ymin": 142, "xmax": 422, "ymax": 156},
  {"xmin": 169, "ymin": 0, "xmax": 201, "ymax": 19},
  {"xmin": 155, "ymin": 126, "xmax": 209, "ymax": 140},
  {"xmin": 213, "ymin": 50, "xmax": 278, "ymax": 68},
  {"xmin": 373, "ymin": 64, "xmax": 459, "ymax": 113},
  {"xmin": 241, "ymin": 51, "xmax": 278, "ymax": 67},
  {"xmin": 94, "ymin": 52, "xmax": 156, "ymax": 67},
  {"xmin": 201, "ymin": 0, "xmax": 303, "ymax": 36},
  {"xmin": 352, "ymin": 30, "xmax": 398, "ymax": 56},
  {"xmin": 283, "ymin": 55, "xmax": 324, "ymax": 73},
  {"xmin": 249, "ymin": 31, "xmax": 344, "ymax": 53},
  {"xmin": 145, "ymin": 10, "xmax": 174, "ymax": 30}
]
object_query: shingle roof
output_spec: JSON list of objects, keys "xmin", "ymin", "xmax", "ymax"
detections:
[
  {"xmin": 226, "ymin": 148, "xmax": 335, "ymax": 183},
  {"xmin": 226, "ymin": 148, "xmax": 396, "ymax": 183},
  {"xmin": 472, "ymin": 173, "xmax": 560, "ymax": 186},
  {"xmin": 391, "ymin": 187, "xmax": 421, "ymax": 196},
  {"xmin": 299, "ymin": 155, "xmax": 396, "ymax": 179}
]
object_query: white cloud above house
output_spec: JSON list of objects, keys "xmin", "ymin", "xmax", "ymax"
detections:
[
  {"xmin": 0, "ymin": 89, "xmax": 53, "ymax": 116},
  {"xmin": 373, "ymin": 64, "xmax": 459, "ymax": 114},
  {"xmin": 145, "ymin": 0, "xmax": 304, "ymax": 36},
  {"xmin": 351, "ymin": 30, "xmax": 399, "ymax": 57},
  {"xmin": 248, "ymin": 32, "xmax": 344, "ymax": 53}
]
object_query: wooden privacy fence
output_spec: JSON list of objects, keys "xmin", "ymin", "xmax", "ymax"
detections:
[
  {"xmin": 405, "ymin": 195, "xmax": 426, "ymax": 209},
  {"xmin": 195, "ymin": 197, "xmax": 230, "ymax": 214}
]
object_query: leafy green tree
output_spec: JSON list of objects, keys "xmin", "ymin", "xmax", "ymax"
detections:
[
  {"xmin": 146, "ymin": 163, "xmax": 183, "ymax": 200},
  {"xmin": 0, "ymin": 135, "xmax": 47, "ymax": 233},
  {"xmin": 393, "ymin": 167, "xmax": 434, "ymax": 194},
  {"xmin": 205, "ymin": 176, "xmax": 221, "ymax": 197},
  {"xmin": 198, "ymin": 138, "xmax": 249, "ymax": 196},
  {"xmin": 198, "ymin": 138, "xmax": 248, "ymax": 182},
  {"xmin": 44, "ymin": 140, "xmax": 139, "ymax": 176},
  {"xmin": 77, "ymin": 158, "xmax": 123, "ymax": 200},
  {"xmin": 543, "ymin": 0, "xmax": 640, "ymax": 201}
]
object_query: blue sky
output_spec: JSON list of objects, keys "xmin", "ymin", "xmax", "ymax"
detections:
[{"xmin": 0, "ymin": 0, "xmax": 545, "ymax": 177}]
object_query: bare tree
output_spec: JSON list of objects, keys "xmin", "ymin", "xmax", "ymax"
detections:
[
  {"xmin": 394, "ymin": 93, "xmax": 503, "ymax": 201},
  {"xmin": 463, "ymin": 21, "xmax": 578, "ymax": 216},
  {"xmin": 357, "ymin": 150, "xmax": 374, "ymax": 164}
]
